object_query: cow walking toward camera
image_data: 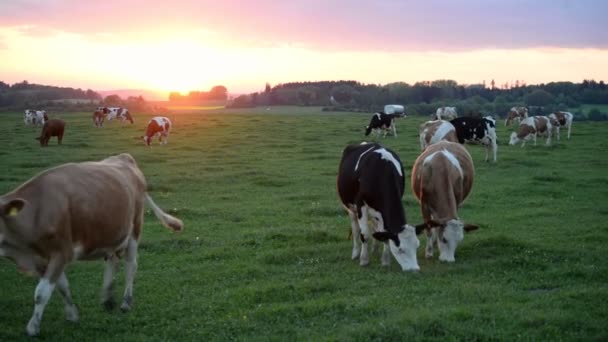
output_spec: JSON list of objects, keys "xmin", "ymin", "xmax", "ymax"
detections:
[
  {"xmin": 548, "ymin": 111, "xmax": 574, "ymax": 140},
  {"xmin": 509, "ymin": 116, "xmax": 553, "ymax": 147},
  {"xmin": 142, "ymin": 116, "xmax": 172, "ymax": 146},
  {"xmin": 450, "ymin": 116, "xmax": 498, "ymax": 162},
  {"xmin": 36, "ymin": 119, "xmax": 65, "ymax": 146},
  {"xmin": 0, "ymin": 153, "xmax": 183, "ymax": 336},
  {"xmin": 337, "ymin": 142, "xmax": 420, "ymax": 271},
  {"xmin": 419, "ymin": 120, "xmax": 458, "ymax": 151},
  {"xmin": 411, "ymin": 141, "xmax": 478, "ymax": 263}
]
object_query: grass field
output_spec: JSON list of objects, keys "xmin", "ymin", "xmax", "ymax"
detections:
[{"xmin": 0, "ymin": 108, "xmax": 607, "ymax": 340}]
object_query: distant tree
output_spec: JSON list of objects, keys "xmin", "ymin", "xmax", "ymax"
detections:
[
  {"xmin": 209, "ymin": 85, "xmax": 228, "ymax": 100},
  {"xmin": 490, "ymin": 79, "xmax": 495, "ymax": 90},
  {"xmin": 104, "ymin": 94, "xmax": 122, "ymax": 106},
  {"xmin": 525, "ymin": 89, "xmax": 554, "ymax": 106},
  {"xmin": 265, "ymin": 82, "xmax": 271, "ymax": 94}
]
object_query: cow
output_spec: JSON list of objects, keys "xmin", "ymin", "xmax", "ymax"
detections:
[
  {"xmin": 548, "ymin": 111, "xmax": 574, "ymax": 140},
  {"xmin": 419, "ymin": 120, "xmax": 458, "ymax": 151},
  {"xmin": 96, "ymin": 107, "xmax": 134, "ymax": 124},
  {"xmin": 411, "ymin": 141, "xmax": 479, "ymax": 263},
  {"xmin": 24, "ymin": 110, "xmax": 48, "ymax": 127},
  {"xmin": 509, "ymin": 116, "xmax": 553, "ymax": 147},
  {"xmin": 337, "ymin": 142, "xmax": 420, "ymax": 271},
  {"xmin": 36, "ymin": 119, "xmax": 65, "ymax": 146},
  {"xmin": 449, "ymin": 116, "xmax": 498, "ymax": 162},
  {"xmin": 505, "ymin": 106, "xmax": 528, "ymax": 126},
  {"xmin": 142, "ymin": 117, "xmax": 172, "ymax": 146},
  {"xmin": 93, "ymin": 109, "xmax": 106, "ymax": 127},
  {"xmin": 0, "ymin": 153, "xmax": 183, "ymax": 336},
  {"xmin": 432, "ymin": 106, "xmax": 458, "ymax": 121},
  {"xmin": 364, "ymin": 112, "xmax": 405, "ymax": 138}
]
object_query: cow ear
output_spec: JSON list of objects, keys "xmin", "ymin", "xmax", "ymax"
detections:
[
  {"xmin": 372, "ymin": 232, "xmax": 400, "ymax": 246},
  {"xmin": 372, "ymin": 231, "xmax": 391, "ymax": 242},
  {"xmin": 2, "ymin": 199, "xmax": 26, "ymax": 217},
  {"xmin": 464, "ymin": 224, "xmax": 479, "ymax": 232}
]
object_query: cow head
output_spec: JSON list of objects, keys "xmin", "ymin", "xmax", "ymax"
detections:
[
  {"xmin": 142, "ymin": 135, "xmax": 152, "ymax": 146},
  {"xmin": 372, "ymin": 225, "xmax": 420, "ymax": 271},
  {"xmin": 418, "ymin": 219, "xmax": 478, "ymax": 262},
  {"xmin": 509, "ymin": 132, "xmax": 520, "ymax": 145},
  {"xmin": 125, "ymin": 111, "xmax": 134, "ymax": 124}
]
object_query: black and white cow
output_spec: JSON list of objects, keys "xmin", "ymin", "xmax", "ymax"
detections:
[
  {"xmin": 337, "ymin": 142, "xmax": 420, "ymax": 271},
  {"xmin": 450, "ymin": 116, "xmax": 498, "ymax": 162},
  {"xmin": 364, "ymin": 112, "xmax": 405, "ymax": 138}
]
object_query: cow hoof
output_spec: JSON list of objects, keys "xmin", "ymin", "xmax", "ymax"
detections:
[
  {"xmin": 120, "ymin": 296, "xmax": 133, "ymax": 312},
  {"xmin": 26, "ymin": 319, "xmax": 40, "ymax": 336},
  {"xmin": 65, "ymin": 305, "xmax": 79, "ymax": 322},
  {"xmin": 425, "ymin": 251, "xmax": 434, "ymax": 259},
  {"xmin": 103, "ymin": 298, "xmax": 116, "ymax": 311}
]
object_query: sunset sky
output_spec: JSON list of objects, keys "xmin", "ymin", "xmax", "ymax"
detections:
[{"xmin": 1, "ymin": 0, "xmax": 607, "ymax": 97}]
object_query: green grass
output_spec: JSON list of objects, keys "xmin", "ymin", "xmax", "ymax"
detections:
[{"xmin": 0, "ymin": 108, "xmax": 607, "ymax": 340}]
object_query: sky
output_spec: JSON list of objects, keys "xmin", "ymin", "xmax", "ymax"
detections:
[{"xmin": 1, "ymin": 0, "xmax": 607, "ymax": 97}]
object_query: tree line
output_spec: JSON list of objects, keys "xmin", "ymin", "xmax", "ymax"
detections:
[{"xmin": 229, "ymin": 79, "xmax": 608, "ymax": 120}]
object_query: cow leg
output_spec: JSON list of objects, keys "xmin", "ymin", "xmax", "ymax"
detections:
[
  {"xmin": 101, "ymin": 255, "xmax": 119, "ymax": 310},
  {"xmin": 533, "ymin": 133, "xmax": 537, "ymax": 146},
  {"xmin": 121, "ymin": 238, "xmax": 138, "ymax": 312},
  {"xmin": 545, "ymin": 132, "xmax": 551, "ymax": 146},
  {"xmin": 347, "ymin": 210, "xmax": 361, "ymax": 260},
  {"xmin": 392, "ymin": 123, "xmax": 397, "ymax": 137},
  {"xmin": 26, "ymin": 255, "xmax": 65, "ymax": 336},
  {"xmin": 492, "ymin": 139, "xmax": 497, "ymax": 162},
  {"xmin": 56, "ymin": 272, "xmax": 79, "ymax": 322},
  {"xmin": 357, "ymin": 209, "xmax": 371, "ymax": 266},
  {"xmin": 381, "ymin": 243, "xmax": 391, "ymax": 266},
  {"xmin": 425, "ymin": 228, "xmax": 437, "ymax": 258},
  {"xmin": 567, "ymin": 125, "xmax": 571, "ymax": 140}
]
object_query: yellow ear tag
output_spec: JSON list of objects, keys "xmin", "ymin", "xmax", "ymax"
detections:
[{"xmin": 8, "ymin": 207, "xmax": 19, "ymax": 216}]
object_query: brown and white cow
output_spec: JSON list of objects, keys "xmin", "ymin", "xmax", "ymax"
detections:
[
  {"xmin": 96, "ymin": 107, "xmax": 134, "ymax": 124},
  {"xmin": 0, "ymin": 153, "xmax": 183, "ymax": 336},
  {"xmin": 509, "ymin": 116, "xmax": 553, "ymax": 147},
  {"xmin": 142, "ymin": 116, "xmax": 172, "ymax": 146},
  {"xmin": 411, "ymin": 141, "xmax": 478, "ymax": 262},
  {"xmin": 548, "ymin": 111, "xmax": 574, "ymax": 140},
  {"xmin": 419, "ymin": 120, "xmax": 458, "ymax": 151},
  {"xmin": 432, "ymin": 106, "xmax": 458, "ymax": 121},
  {"xmin": 505, "ymin": 106, "xmax": 528, "ymax": 126},
  {"xmin": 36, "ymin": 119, "xmax": 65, "ymax": 146},
  {"xmin": 24, "ymin": 110, "xmax": 48, "ymax": 127}
]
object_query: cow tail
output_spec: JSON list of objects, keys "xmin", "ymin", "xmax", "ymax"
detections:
[{"xmin": 144, "ymin": 193, "xmax": 183, "ymax": 232}]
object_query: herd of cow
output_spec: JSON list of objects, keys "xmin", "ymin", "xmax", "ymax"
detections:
[
  {"xmin": 23, "ymin": 107, "xmax": 173, "ymax": 147},
  {"xmin": 1, "ymin": 104, "xmax": 575, "ymax": 336},
  {"xmin": 340, "ymin": 105, "xmax": 575, "ymax": 271}
]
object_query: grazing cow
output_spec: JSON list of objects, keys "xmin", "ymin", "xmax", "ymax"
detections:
[
  {"xmin": 97, "ymin": 107, "xmax": 134, "ymax": 124},
  {"xmin": 36, "ymin": 119, "xmax": 65, "ymax": 146},
  {"xmin": 449, "ymin": 116, "xmax": 498, "ymax": 162},
  {"xmin": 411, "ymin": 141, "xmax": 478, "ymax": 262},
  {"xmin": 0, "ymin": 153, "xmax": 183, "ymax": 336},
  {"xmin": 548, "ymin": 111, "xmax": 574, "ymax": 140},
  {"xmin": 24, "ymin": 110, "xmax": 48, "ymax": 127},
  {"xmin": 337, "ymin": 142, "xmax": 420, "ymax": 271},
  {"xmin": 432, "ymin": 106, "xmax": 458, "ymax": 120},
  {"xmin": 142, "ymin": 117, "xmax": 172, "ymax": 146},
  {"xmin": 509, "ymin": 116, "xmax": 553, "ymax": 147},
  {"xmin": 364, "ymin": 112, "xmax": 405, "ymax": 138},
  {"xmin": 505, "ymin": 106, "xmax": 528, "ymax": 126},
  {"xmin": 419, "ymin": 120, "xmax": 458, "ymax": 151}
]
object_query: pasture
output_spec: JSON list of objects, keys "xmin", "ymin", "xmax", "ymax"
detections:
[{"xmin": 0, "ymin": 108, "xmax": 607, "ymax": 340}]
